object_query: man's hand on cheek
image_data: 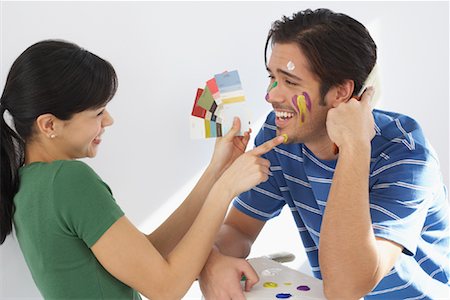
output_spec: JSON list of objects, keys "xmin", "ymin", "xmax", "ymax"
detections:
[{"xmin": 326, "ymin": 87, "xmax": 375, "ymax": 151}]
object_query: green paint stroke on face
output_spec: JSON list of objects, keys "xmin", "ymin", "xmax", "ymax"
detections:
[
  {"xmin": 266, "ymin": 81, "xmax": 278, "ymax": 101},
  {"xmin": 267, "ymin": 81, "xmax": 278, "ymax": 92}
]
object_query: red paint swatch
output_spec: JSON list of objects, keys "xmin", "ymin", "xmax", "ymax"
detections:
[{"xmin": 191, "ymin": 88, "xmax": 207, "ymax": 118}]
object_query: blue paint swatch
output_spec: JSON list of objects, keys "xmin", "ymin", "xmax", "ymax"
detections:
[{"xmin": 214, "ymin": 70, "xmax": 242, "ymax": 93}]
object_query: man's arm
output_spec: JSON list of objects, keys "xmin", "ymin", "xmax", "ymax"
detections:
[
  {"xmin": 216, "ymin": 207, "xmax": 266, "ymax": 257},
  {"xmin": 321, "ymin": 88, "xmax": 403, "ymax": 299},
  {"xmin": 319, "ymin": 141, "xmax": 403, "ymax": 299}
]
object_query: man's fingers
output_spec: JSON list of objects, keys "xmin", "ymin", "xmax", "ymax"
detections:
[
  {"xmin": 242, "ymin": 262, "xmax": 259, "ymax": 292},
  {"xmin": 250, "ymin": 135, "xmax": 284, "ymax": 156}
]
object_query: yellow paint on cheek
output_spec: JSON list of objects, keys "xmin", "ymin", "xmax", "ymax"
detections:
[{"xmin": 297, "ymin": 95, "xmax": 307, "ymax": 124}]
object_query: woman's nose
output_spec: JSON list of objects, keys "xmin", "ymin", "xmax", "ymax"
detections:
[{"xmin": 102, "ymin": 110, "xmax": 114, "ymax": 127}]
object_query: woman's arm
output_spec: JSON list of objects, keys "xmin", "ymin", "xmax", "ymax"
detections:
[
  {"xmin": 146, "ymin": 164, "xmax": 222, "ymax": 257},
  {"xmin": 91, "ymin": 134, "xmax": 285, "ymax": 300},
  {"xmin": 92, "ymin": 183, "xmax": 232, "ymax": 300},
  {"xmin": 147, "ymin": 118, "xmax": 250, "ymax": 257}
]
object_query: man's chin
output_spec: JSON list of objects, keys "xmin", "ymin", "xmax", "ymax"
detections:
[{"xmin": 276, "ymin": 129, "xmax": 301, "ymax": 145}]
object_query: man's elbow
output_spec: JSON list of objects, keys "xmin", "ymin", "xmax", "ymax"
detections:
[
  {"xmin": 215, "ymin": 224, "xmax": 253, "ymax": 258},
  {"xmin": 323, "ymin": 278, "xmax": 375, "ymax": 300}
]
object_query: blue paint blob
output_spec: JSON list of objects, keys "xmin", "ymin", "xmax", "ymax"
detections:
[{"xmin": 276, "ymin": 293, "xmax": 292, "ymax": 299}]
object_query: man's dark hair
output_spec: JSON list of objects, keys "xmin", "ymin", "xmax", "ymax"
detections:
[{"xmin": 265, "ymin": 8, "xmax": 377, "ymax": 105}]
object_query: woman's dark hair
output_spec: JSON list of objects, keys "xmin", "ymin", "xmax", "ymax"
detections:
[
  {"xmin": 0, "ymin": 40, "xmax": 118, "ymax": 244},
  {"xmin": 264, "ymin": 8, "xmax": 377, "ymax": 104}
]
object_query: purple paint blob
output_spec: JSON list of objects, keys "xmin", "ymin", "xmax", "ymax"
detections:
[
  {"xmin": 276, "ymin": 293, "xmax": 292, "ymax": 299},
  {"xmin": 302, "ymin": 92, "xmax": 312, "ymax": 111},
  {"xmin": 265, "ymin": 93, "xmax": 270, "ymax": 101},
  {"xmin": 296, "ymin": 285, "xmax": 310, "ymax": 291},
  {"xmin": 301, "ymin": 112, "xmax": 305, "ymax": 123},
  {"xmin": 291, "ymin": 95, "xmax": 299, "ymax": 112}
]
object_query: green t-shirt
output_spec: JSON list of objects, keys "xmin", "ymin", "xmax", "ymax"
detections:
[{"xmin": 14, "ymin": 160, "xmax": 141, "ymax": 299}]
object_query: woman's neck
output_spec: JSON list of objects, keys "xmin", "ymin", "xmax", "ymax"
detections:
[{"xmin": 25, "ymin": 140, "xmax": 67, "ymax": 164}]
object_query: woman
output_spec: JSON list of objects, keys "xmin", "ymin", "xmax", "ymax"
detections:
[{"xmin": 0, "ymin": 40, "xmax": 283, "ymax": 299}]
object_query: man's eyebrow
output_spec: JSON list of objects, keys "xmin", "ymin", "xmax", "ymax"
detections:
[{"xmin": 277, "ymin": 68, "xmax": 302, "ymax": 81}]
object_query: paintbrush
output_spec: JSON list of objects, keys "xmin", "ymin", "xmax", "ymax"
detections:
[{"xmin": 332, "ymin": 65, "xmax": 379, "ymax": 155}]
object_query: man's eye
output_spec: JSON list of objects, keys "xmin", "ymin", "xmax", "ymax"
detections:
[
  {"xmin": 268, "ymin": 75, "xmax": 275, "ymax": 80},
  {"xmin": 286, "ymin": 80, "xmax": 298, "ymax": 86}
]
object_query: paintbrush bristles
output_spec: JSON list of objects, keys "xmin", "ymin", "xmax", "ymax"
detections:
[{"xmin": 358, "ymin": 64, "xmax": 381, "ymax": 107}]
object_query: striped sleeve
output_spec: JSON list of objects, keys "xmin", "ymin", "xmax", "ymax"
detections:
[{"xmin": 369, "ymin": 143, "xmax": 440, "ymax": 256}]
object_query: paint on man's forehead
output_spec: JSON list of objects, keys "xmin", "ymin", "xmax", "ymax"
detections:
[{"xmin": 287, "ymin": 61, "xmax": 295, "ymax": 71}]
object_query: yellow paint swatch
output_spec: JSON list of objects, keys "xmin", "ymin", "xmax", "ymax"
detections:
[
  {"xmin": 222, "ymin": 95, "xmax": 246, "ymax": 104},
  {"xmin": 205, "ymin": 120, "xmax": 211, "ymax": 138}
]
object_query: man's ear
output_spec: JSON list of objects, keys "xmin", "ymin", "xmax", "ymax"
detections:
[
  {"xmin": 36, "ymin": 114, "xmax": 59, "ymax": 138},
  {"xmin": 328, "ymin": 79, "xmax": 355, "ymax": 107}
]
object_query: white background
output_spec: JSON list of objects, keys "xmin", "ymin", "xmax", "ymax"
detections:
[{"xmin": 1, "ymin": 1, "xmax": 448, "ymax": 299}]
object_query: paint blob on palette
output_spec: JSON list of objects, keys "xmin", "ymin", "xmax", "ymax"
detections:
[
  {"xmin": 190, "ymin": 70, "xmax": 251, "ymax": 138},
  {"xmin": 243, "ymin": 257, "xmax": 325, "ymax": 300}
]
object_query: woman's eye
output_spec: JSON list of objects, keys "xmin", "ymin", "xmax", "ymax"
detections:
[{"xmin": 97, "ymin": 110, "xmax": 105, "ymax": 116}]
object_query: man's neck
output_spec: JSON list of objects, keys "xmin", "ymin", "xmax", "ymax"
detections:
[{"xmin": 304, "ymin": 136, "xmax": 338, "ymax": 161}]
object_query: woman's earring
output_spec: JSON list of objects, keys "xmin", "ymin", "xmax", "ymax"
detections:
[{"xmin": 50, "ymin": 134, "xmax": 56, "ymax": 139}]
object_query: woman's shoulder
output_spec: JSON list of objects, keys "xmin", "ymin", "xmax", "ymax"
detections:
[
  {"xmin": 53, "ymin": 160, "xmax": 101, "ymax": 182},
  {"xmin": 49, "ymin": 160, "xmax": 112, "ymax": 200},
  {"xmin": 22, "ymin": 159, "xmax": 94, "ymax": 177},
  {"xmin": 55, "ymin": 159, "xmax": 94, "ymax": 172}
]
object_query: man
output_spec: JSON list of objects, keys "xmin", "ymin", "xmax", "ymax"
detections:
[{"xmin": 199, "ymin": 8, "xmax": 449, "ymax": 300}]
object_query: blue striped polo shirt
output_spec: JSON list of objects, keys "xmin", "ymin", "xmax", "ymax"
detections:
[{"xmin": 234, "ymin": 109, "xmax": 449, "ymax": 299}]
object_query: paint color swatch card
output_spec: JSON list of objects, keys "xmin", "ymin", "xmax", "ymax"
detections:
[
  {"xmin": 190, "ymin": 70, "xmax": 251, "ymax": 139},
  {"xmin": 244, "ymin": 257, "xmax": 325, "ymax": 299}
]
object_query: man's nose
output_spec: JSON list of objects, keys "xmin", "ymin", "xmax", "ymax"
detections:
[{"xmin": 266, "ymin": 81, "xmax": 285, "ymax": 104}]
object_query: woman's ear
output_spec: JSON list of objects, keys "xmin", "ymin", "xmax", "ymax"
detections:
[
  {"xmin": 328, "ymin": 79, "xmax": 355, "ymax": 107},
  {"xmin": 36, "ymin": 114, "xmax": 58, "ymax": 138}
]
